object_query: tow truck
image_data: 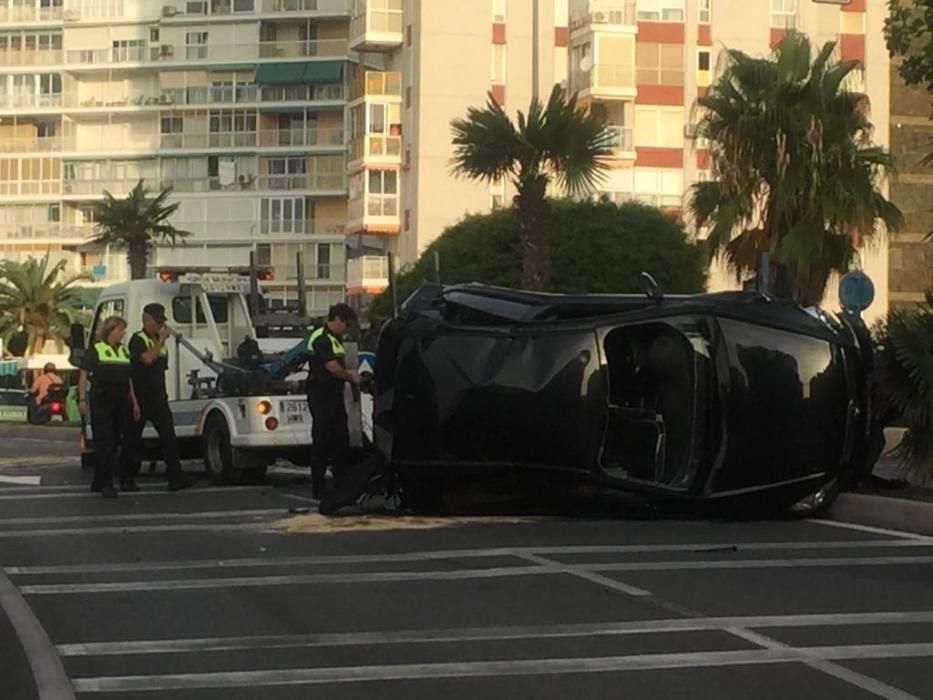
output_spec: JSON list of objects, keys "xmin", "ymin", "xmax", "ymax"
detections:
[{"xmin": 69, "ymin": 260, "xmax": 371, "ymax": 484}]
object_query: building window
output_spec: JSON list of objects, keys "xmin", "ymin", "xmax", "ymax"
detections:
[
  {"xmin": 633, "ymin": 167, "xmax": 683, "ymax": 207},
  {"xmin": 316, "ymin": 243, "xmax": 330, "ymax": 279},
  {"xmin": 698, "ymin": 0, "xmax": 711, "ymax": 23},
  {"xmin": 265, "ymin": 157, "xmax": 306, "ymax": 190},
  {"xmin": 697, "ymin": 48, "xmax": 711, "ymax": 87},
  {"xmin": 150, "ymin": 27, "xmax": 160, "ymax": 42},
  {"xmin": 634, "ymin": 106, "xmax": 683, "ymax": 148},
  {"xmin": 160, "ymin": 116, "xmax": 183, "ymax": 134},
  {"xmin": 492, "ymin": 0, "xmax": 506, "ymax": 22},
  {"xmin": 256, "ymin": 243, "xmax": 271, "ymax": 266},
  {"xmin": 185, "ymin": 31, "xmax": 208, "ymax": 60},
  {"xmin": 636, "ymin": 0, "xmax": 685, "ymax": 22},
  {"xmin": 367, "ymin": 169, "xmax": 398, "ymax": 215},
  {"xmin": 47, "ymin": 204, "xmax": 60, "ymax": 222},
  {"xmin": 491, "ymin": 44, "xmax": 507, "ymax": 84},
  {"xmin": 490, "ymin": 178, "xmax": 507, "ymax": 209},
  {"xmin": 770, "ymin": 0, "xmax": 796, "ymax": 29},
  {"xmin": 260, "ymin": 197, "xmax": 306, "ymax": 234},
  {"xmin": 635, "ymin": 42, "xmax": 684, "ymax": 86},
  {"xmin": 112, "ymin": 39, "xmax": 145, "ymax": 62}
]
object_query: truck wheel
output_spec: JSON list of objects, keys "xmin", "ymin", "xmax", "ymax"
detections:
[{"xmin": 203, "ymin": 413, "xmax": 236, "ymax": 485}]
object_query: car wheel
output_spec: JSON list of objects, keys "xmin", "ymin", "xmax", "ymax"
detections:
[{"xmin": 203, "ymin": 413, "xmax": 236, "ymax": 485}]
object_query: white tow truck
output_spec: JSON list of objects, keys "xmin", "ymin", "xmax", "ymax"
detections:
[{"xmin": 71, "ymin": 266, "xmax": 371, "ymax": 484}]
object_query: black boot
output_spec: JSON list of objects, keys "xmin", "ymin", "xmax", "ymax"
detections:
[
  {"xmin": 167, "ymin": 475, "xmax": 196, "ymax": 492},
  {"xmin": 101, "ymin": 485, "xmax": 118, "ymax": 499}
]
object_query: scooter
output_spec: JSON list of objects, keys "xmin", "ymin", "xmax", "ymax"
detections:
[{"xmin": 26, "ymin": 383, "xmax": 68, "ymax": 425}]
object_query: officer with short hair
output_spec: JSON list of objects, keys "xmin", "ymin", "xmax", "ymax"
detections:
[
  {"xmin": 306, "ymin": 303, "xmax": 359, "ymax": 499},
  {"xmin": 123, "ymin": 303, "xmax": 195, "ymax": 492}
]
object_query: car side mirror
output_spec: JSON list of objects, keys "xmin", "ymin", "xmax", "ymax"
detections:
[{"xmin": 68, "ymin": 322, "xmax": 86, "ymax": 351}]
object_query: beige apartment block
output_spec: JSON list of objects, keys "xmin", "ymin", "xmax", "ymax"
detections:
[{"xmin": 0, "ymin": 0, "xmax": 352, "ymax": 315}]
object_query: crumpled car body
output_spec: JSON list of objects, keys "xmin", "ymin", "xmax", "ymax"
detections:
[{"xmin": 371, "ymin": 283, "xmax": 881, "ymax": 509}]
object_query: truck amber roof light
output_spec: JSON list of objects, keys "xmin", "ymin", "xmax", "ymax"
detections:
[
  {"xmin": 158, "ymin": 270, "xmax": 178, "ymax": 282},
  {"xmin": 257, "ymin": 270, "xmax": 274, "ymax": 281}
]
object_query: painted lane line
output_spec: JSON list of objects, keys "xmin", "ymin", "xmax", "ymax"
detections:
[
  {"xmin": 0, "ymin": 569, "xmax": 75, "ymax": 699},
  {"xmin": 515, "ymin": 551, "xmax": 651, "ymax": 597},
  {"xmin": 0, "ymin": 522, "xmax": 266, "ymax": 539},
  {"xmin": 55, "ymin": 611, "xmax": 933, "ymax": 657},
  {"xmin": 0, "ymin": 486, "xmax": 261, "ymax": 501},
  {"xmin": 19, "ymin": 553, "xmax": 933, "ymax": 594},
  {"xmin": 18, "ymin": 565, "xmax": 555, "ymax": 594},
  {"xmin": 810, "ymin": 518, "xmax": 933, "ymax": 542},
  {"xmin": 69, "ymin": 643, "xmax": 933, "ymax": 693},
  {"xmin": 0, "ymin": 508, "xmax": 284, "ymax": 527},
  {"xmin": 7, "ymin": 538, "xmax": 930, "ymax": 576},
  {"xmin": 0, "ymin": 475, "xmax": 42, "ymax": 486}
]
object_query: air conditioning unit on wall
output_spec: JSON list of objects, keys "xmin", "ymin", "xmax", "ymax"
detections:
[{"xmin": 162, "ymin": 5, "xmax": 178, "ymax": 17}]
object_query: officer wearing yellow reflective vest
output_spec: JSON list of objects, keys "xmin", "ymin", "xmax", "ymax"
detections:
[
  {"xmin": 123, "ymin": 303, "xmax": 195, "ymax": 492},
  {"xmin": 306, "ymin": 303, "xmax": 359, "ymax": 499},
  {"xmin": 78, "ymin": 315, "xmax": 139, "ymax": 499}
]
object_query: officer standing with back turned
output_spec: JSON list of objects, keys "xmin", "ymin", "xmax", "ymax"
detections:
[
  {"xmin": 306, "ymin": 303, "xmax": 359, "ymax": 499},
  {"xmin": 123, "ymin": 303, "xmax": 196, "ymax": 492}
]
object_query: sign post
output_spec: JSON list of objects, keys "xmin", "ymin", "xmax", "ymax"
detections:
[{"xmin": 839, "ymin": 270, "xmax": 875, "ymax": 317}]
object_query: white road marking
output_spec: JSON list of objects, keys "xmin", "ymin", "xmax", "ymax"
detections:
[
  {"xmin": 515, "ymin": 551, "xmax": 652, "ymax": 597},
  {"xmin": 0, "ymin": 486, "xmax": 260, "ymax": 501},
  {"xmin": 7, "ymin": 538, "xmax": 931, "ymax": 576},
  {"xmin": 70, "ymin": 643, "xmax": 933, "ymax": 692},
  {"xmin": 55, "ymin": 611, "xmax": 933, "ymax": 657},
  {"xmin": 0, "ymin": 569, "xmax": 75, "ymax": 699},
  {"xmin": 0, "ymin": 475, "xmax": 42, "ymax": 486},
  {"xmin": 0, "ymin": 523, "xmax": 264, "ymax": 539},
  {"xmin": 0, "ymin": 508, "xmax": 284, "ymax": 527},
  {"xmin": 811, "ymin": 518, "xmax": 933, "ymax": 542},
  {"xmin": 19, "ymin": 552, "xmax": 933, "ymax": 594}
]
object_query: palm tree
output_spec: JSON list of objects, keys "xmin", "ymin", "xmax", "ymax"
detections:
[
  {"xmin": 91, "ymin": 179, "xmax": 191, "ymax": 280},
  {"xmin": 874, "ymin": 292, "xmax": 933, "ymax": 480},
  {"xmin": 690, "ymin": 32, "xmax": 903, "ymax": 306},
  {"xmin": 450, "ymin": 85, "xmax": 614, "ymax": 291},
  {"xmin": 0, "ymin": 253, "xmax": 90, "ymax": 356}
]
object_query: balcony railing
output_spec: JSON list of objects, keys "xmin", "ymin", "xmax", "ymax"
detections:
[
  {"xmin": 65, "ymin": 39, "xmax": 348, "ymax": 66},
  {"xmin": 351, "ymin": 71, "xmax": 402, "ymax": 99},
  {"xmin": 56, "ymin": 132, "xmax": 160, "ymax": 153},
  {"xmin": 605, "ymin": 126, "xmax": 634, "ymax": 152},
  {"xmin": 346, "ymin": 255, "xmax": 389, "ymax": 287},
  {"xmin": 0, "ymin": 94, "xmax": 63, "ymax": 110},
  {"xmin": 0, "ymin": 224, "xmax": 93, "ymax": 240},
  {"xmin": 61, "ymin": 178, "xmax": 154, "ymax": 196},
  {"xmin": 348, "ymin": 194, "xmax": 398, "ymax": 220},
  {"xmin": 349, "ymin": 0, "xmax": 403, "ymax": 49},
  {"xmin": 574, "ymin": 64, "xmax": 637, "ymax": 92},
  {"xmin": 0, "ymin": 49, "xmax": 65, "ymax": 66},
  {"xmin": 258, "ymin": 173, "xmax": 347, "ymax": 191},
  {"xmin": 569, "ymin": 0, "xmax": 637, "ymax": 31},
  {"xmin": 161, "ymin": 85, "xmax": 259, "ymax": 106},
  {"xmin": 0, "ymin": 181, "xmax": 61, "ymax": 196},
  {"xmin": 0, "ymin": 5, "xmax": 64, "ymax": 23},
  {"xmin": 348, "ymin": 134, "xmax": 401, "ymax": 162},
  {"xmin": 0, "ymin": 136, "xmax": 63, "ymax": 153},
  {"xmin": 159, "ymin": 128, "xmax": 344, "ymax": 150},
  {"xmin": 261, "ymin": 0, "xmax": 350, "ymax": 13},
  {"xmin": 261, "ymin": 84, "xmax": 345, "ymax": 102},
  {"xmin": 67, "ymin": 93, "xmax": 171, "ymax": 109}
]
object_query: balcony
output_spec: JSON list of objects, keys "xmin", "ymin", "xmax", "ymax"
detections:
[
  {"xmin": 0, "ymin": 48, "xmax": 65, "ymax": 67},
  {"xmin": 257, "ymin": 127, "xmax": 344, "ymax": 148},
  {"xmin": 64, "ymin": 39, "xmax": 347, "ymax": 67},
  {"xmin": 0, "ymin": 224, "xmax": 92, "ymax": 240},
  {"xmin": 0, "ymin": 94, "xmax": 63, "ymax": 111},
  {"xmin": 260, "ymin": 84, "xmax": 345, "ymax": 103},
  {"xmin": 573, "ymin": 64, "xmax": 637, "ymax": 98},
  {"xmin": 257, "ymin": 39, "xmax": 348, "ymax": 58},
  {"xmin": 0, "ymin": 4, "xmax": 63, "ymax": 23},
  {"xmin": 260, "ymin": 0, "xmax": 350, "ymax": 14},
  {"xmin": 161, "ymin": 85, "xmax": 258, "ymax": 107},
  {"xmin": 569, "ymin": 0, "xmax": 637, "ymax": 33},
  {"xmin": 346, "ymin": 255, "xmax": 389, "ymax": 294},
  {"xmin": 605, "ymin": 125, "xmax": 634, "ymax": 153},
  {"xmin": 0, "ymin": 180, "xmax": 61, "ymax": 197},
  {"xmin": 349, "ymin": 0, "xmax": 403, "ymax": 52},
  {"xmin": 347, "ymin": 193, "xmax": 399, "ymax": 234},
  {"xmin": 158, "ymin": 128, "xmax": 344, "ymax": 150},
  {"xmin": 350, "ymin": 71, "xmax": 402, "ymax": 101},
  {"xmin": 258, "ymin": 173, "xmax": 347, "ymax": 191},
  {"xmin": 348, "ymin": 133, "xmax": 401, "ymax": 165},
  {"xmin": 0, "ymin": 136, "xmax": 63, "ymax": 154}
]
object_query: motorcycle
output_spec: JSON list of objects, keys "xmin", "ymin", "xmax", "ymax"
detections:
[{"xmin": 26, "ymin": 383, "xmax": 68, "ymax": 425}]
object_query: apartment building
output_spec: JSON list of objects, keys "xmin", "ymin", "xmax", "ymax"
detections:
[{"xmin": 0, "ymin": 0, "xmax": 352, "ymax": 315}]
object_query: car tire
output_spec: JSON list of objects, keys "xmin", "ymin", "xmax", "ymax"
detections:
[{"xmin": 203, "ymin": 413, "xmax": 236, "ymax": 485}]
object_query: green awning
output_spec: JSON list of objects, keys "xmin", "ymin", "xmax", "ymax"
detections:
[{"xmin": 254, "ymin": 60, "xmax": 344, "ymax": 86}]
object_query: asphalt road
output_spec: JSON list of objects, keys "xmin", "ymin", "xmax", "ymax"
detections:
[{"xmin": 2, "ymin": 436, "xmax": 933, "ymax": 699}]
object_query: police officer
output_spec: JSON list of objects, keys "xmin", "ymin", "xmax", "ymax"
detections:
[
  {"xmin": 78, "ymin": 315, "xmax": 138, "ymax": 499},
  {"xmin": 123, "ymin": 303, "xmax": 196, "ymax": 492},
  {"xmin": 306, "ymin": 303, "xmax": 359, "ymax": 499}
]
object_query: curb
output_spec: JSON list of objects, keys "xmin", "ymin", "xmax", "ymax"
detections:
[
  {"xmin": 0, "ymin": 423, "xmax": 79, "ymax": 444},
  {"xmin": 828, "ymin": 493, "xmax": 933, "ymax": 538}
]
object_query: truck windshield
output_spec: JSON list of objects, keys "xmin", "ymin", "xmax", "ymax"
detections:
[{"xmin": 172, "ymin": 296, "xmax": 229, "ymax": 324}]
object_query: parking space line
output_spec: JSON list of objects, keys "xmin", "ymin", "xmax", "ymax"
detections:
[
  {"xmin": 0, "ymin": 522, "xmax": 265, "ymax": 539},
  {"xmin": 515, "ymin": 551, "xmax": 652, "ymax": 597},
  {"xmin": 69, "ymin": 643, "xmax": 933, "ymax": 693},
  {"xmin": 0, "ymin": 486, "xmax": 259, "ymax": 501},
  {"xmin": 810, "ymin": 519, "xmax": 933, "ymax": 542},
  {"xmin": 0, "ymin": 509, "xmax": 283, "ymax": 527},
  {"xmin": 0, "ymin": 475, "xmax": 42, "ymax": 486},
  {"xmin": 55, "ymin": 611, "xmax": 933, "ymax": 657},
  {"xmin": 8, "ymin": 538, "xmax": 927, "ymax": 576}
]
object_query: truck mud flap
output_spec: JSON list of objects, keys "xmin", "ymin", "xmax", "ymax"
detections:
[{"xmin": 319, "ymin": 457, "xmax": 383, "ymax": 516}]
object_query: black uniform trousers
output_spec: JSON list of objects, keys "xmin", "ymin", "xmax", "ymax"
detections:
[
  {"xmin": 122, "ymin": 397, "xmax": 182, "ymax": 482},
  {"xmin": 90, "ymin": 394, "xmax": 131, "ymax": 489},
  {"xmin": 308, "ymin": 390, "xmax": 350, "ymax": 493}
]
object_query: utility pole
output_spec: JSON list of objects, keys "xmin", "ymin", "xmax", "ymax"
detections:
[{"xmin": 531, "ymin": 0, "xmax": 539, "ymax": 101}]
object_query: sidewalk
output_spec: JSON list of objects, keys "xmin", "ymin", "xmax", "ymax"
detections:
[{"xmin": 0, "ymin": 422, "xmax": 79, "ymax": 443}]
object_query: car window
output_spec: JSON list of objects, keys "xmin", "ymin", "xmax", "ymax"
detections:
[
  {"xmin": 172, "ymin": 295, "xmax": 229, "ymax": 324},
  {"xmin": 88, "ymin": 298, "xmax": 125, "ymax": 342}
]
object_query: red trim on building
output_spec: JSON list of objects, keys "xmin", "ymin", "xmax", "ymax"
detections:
[
  {"xmin": 492, "ymin": 23, "xmax": 506, "ymax": 45},
  {"xmin": 770, "ymin": 28, "xmax": 786, "ymax": 48},
  {"xmin": 697, "ymin": 86, "xmax": 708, "ymax": 98},
  {"xmin": 842, "ymin": 0, "xmax": 865, "ymax": 11},
  {"xmin": 698, "ymin": 24, "xmax": 712, "ymax": 46},
  {"xmin": 840, "ymin": 33, "xmax": 865, "ymax": 66},
  {"xmin": 637, "ymin": 21, "xmax": 685, "ymax": 44},
  {"xmin": 635, "ymin": 85, "xmax": 684, "ymax": 105},
  {"xmin": 554, "ymin": 26, "xmax": 568, "ymax": 47},
  {"xmin": 491, "ymin": 84, "xmax": 505, "ymax": 105},
  {"xmin": 636, "ymin": 147, "xmax": 684, "ymax": 168},
  {"xmin": 696, "ymin": 149, "xmax": 710, "ymax": 170}
]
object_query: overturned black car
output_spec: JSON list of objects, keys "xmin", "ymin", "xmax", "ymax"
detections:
[{"xmin": 329, "ymin": 281, "xmax": 884, "ymax": 515}]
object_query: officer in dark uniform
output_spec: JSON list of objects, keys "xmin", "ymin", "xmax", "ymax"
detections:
[
  {"xmin": 78, "ymin": 315, "xmax": 137, "ymax": 499},
  {"xmin": 123, "ymin": 303, "xmax": 196, "ymax": 492},
  {"xmin": 306, "ymin": 303, "xmax": 359, "ymax": 499}
]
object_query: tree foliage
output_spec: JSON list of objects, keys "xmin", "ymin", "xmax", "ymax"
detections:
[
  {"xmin": 690, "ymin": 32, "xmax": 902, "ymax": 306},
  {"xmin": 92, "ymin": 179, "xmax": 191, "ymax": 280},
  {"xmin": 885, "ymin": 0, "xmax": 933, "ymax": 93},
  {"xmin": 0, "ymin": 253, "xmax": 90, "ymax": 356},
  {"xmin": 450, "ymin": 86, "xmax": 615, "ymax": 291},
  {"xmin": 874, "ymin": 292, "xmax": 933, "ymax": 479},
  {"xmin": 369, "ymin": 199, "xmax": 707, "ymax": 325}
]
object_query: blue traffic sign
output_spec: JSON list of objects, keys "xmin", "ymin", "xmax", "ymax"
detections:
[{"xmin": 839, "ymin": 270, "xmax": 875, "ymax": 313}]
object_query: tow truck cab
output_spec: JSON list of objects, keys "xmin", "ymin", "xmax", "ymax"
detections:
[{"xmin": 73, "ymin": 268, "xmax": 368, "ymax": 483}]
